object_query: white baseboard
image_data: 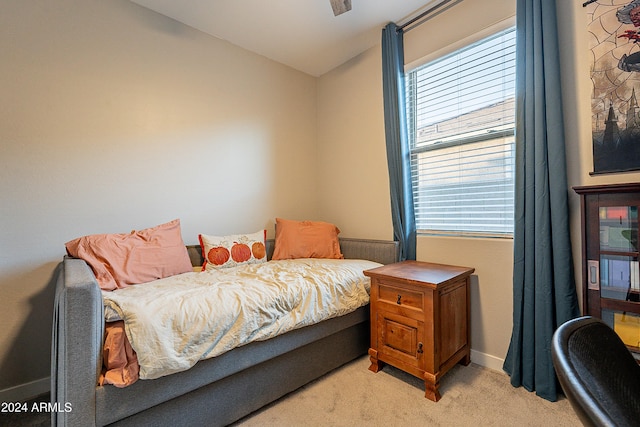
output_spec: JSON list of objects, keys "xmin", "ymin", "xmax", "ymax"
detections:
[
  {"xmin": 470, "ymin": 349, "xmax": 506, "ymax": 373},
  {"xmin": 0, "ymin": 377, "xmax": 50, "ymax": 402}
]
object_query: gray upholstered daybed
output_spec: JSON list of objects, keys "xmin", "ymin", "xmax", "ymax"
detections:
[{"xmin": 51, "ymin": 237, "xmax": 399, "ymax": 427}]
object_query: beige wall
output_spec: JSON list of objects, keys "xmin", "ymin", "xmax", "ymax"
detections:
[
  {"xmin": 403, "ymin": 0, "xmax": 516, "ymax": 66},
  {"xmin": 5, "ymin": 0, "xmax": 640, "ymax": 401},
  {"xmin": 0, "ymin": 0, "xmax": 317, "ymax": 399},
  {"xmin": 316, "ymin": 48, "xmax": 393, "ymax": 240}
]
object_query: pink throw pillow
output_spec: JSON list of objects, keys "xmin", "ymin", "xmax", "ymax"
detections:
[{"xmin": 65, "ymin": 219, "xmax": 192, "ymax": 291}]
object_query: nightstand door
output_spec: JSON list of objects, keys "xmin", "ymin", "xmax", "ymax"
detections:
[{"xmin": 376, "ymin": 310, "xmax": 425, "ymax": 373}]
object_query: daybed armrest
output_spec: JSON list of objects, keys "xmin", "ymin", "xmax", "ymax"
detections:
[{"xmin": 51, "ymin": 257, "xmax": 103, "ymax": 427}]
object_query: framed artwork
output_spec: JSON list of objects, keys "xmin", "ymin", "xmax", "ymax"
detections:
[{"xmin": 585, "ymin": 0, "xmax": 640, "ymax": 174}]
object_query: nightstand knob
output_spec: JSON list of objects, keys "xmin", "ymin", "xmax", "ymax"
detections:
[
  {"xmin": 417, "ymin": 342, "xmax": 423, "ymax": 354},
  {"xmin": 397, "ymin": 294, "xmax": 402, "ymax": 304}
]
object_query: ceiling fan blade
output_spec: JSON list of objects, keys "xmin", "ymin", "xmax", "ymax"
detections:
[{"xmin": 330, "ymin": 0, "xmax": 352, "ymax": 16}]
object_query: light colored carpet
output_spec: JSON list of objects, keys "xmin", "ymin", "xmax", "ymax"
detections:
[{"xmin": 234, "ymin": 355, "xmax": 581, "ymax": 427}]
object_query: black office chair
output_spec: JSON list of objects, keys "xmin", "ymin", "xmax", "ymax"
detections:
[{"xmin": 551, "ymin": 316, "xmax": 640, "ymax": 427}]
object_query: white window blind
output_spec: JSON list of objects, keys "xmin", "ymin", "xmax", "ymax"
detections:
[{"xmin": 406, "ymin": 26, "xmax": 516, "ymax": 237}]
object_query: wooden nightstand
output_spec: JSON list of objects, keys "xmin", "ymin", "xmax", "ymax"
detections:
[{"xmin": 364, "ymin": 260, "xmax": 475, "ymax": 401}]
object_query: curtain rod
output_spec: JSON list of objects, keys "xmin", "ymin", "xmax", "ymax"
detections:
[{"xmin": 398, "ymin": 0, "xmax": 463, "ymax": 33}]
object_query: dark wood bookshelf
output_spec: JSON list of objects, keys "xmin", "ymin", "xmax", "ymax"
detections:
[{"xmin": 574, "ymin": 183, "xmax": 640, "ymax": 355}]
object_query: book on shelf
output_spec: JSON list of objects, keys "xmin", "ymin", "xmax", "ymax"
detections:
[{"xmin": 614, "ymin": 312, "xmax": 640, "ymax": 349}]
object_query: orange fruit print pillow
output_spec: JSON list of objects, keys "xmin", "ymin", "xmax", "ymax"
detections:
[{"xmin": 198, "ymin": 230, "xmax": 267, "ymax": 270}]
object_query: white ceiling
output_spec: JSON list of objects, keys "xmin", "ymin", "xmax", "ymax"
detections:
[{"xmin": 129, "ymin": 0, "xmax": 441, "ymax": 76}]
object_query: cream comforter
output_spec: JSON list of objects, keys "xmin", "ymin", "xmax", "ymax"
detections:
[{"xmin": 102, "ymin": 258, "xmax": 380, "ymax": 380}]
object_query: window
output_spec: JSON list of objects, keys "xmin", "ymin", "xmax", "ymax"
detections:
[{"xmin": 405, "ymin": 26, "xmax": 516, "ymax": 237}]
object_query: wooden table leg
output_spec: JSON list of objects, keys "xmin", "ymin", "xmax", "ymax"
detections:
[
  {"xmin": 368, "ymin": 348, "xmax": 384, "ymax": 373},
  {"xmin": 424, "ymin": 379, "xmax": 441, "ymax": 402},
  {"xmin": 460, "ymin": 350, "xmax": 471, "ymax": 366}
]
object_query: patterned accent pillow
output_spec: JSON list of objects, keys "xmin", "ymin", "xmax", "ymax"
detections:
[{"xmin": 199, "ymin": 230, "xmax": 267, "ymax": 270}]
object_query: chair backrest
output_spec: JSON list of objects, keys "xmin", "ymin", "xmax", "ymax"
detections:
[{"xmin": 551, "ymin": 316, "xmax": 640, "ymax": 427}]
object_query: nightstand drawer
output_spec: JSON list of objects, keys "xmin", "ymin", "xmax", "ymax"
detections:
[{"xmin": 378, "ymin": 281, "xmax": 423, "ymax": 312}]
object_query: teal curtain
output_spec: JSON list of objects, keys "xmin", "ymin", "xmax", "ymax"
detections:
[
  {"xmin": 381, "ymin": 22, "xmax": 416, "ymax": 261},
  {"xmin": 503, "ymin": 0, "xmax": 580, "ymax": 401}
]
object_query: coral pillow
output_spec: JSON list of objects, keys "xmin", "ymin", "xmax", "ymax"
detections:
[
  {"xmin": 65, "ymin": 219, "xmax": 192, "ymax": 291},
  {"xmin": 271, "ymin": 218, "xmax": 343, "ymax": 260},
  {"xmin": 199, "ymin": 230, "xmax": 267, "ymax": 271}
]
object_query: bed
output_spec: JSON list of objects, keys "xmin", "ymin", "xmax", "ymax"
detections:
[{"xmin": 51, "ymin": 220, "xmax": 399, "ymax": 427}]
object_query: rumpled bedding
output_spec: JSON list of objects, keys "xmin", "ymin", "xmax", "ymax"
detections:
[{"xmin": 101, "ymin": 258, "xmax": 380, "ymax": 382}]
